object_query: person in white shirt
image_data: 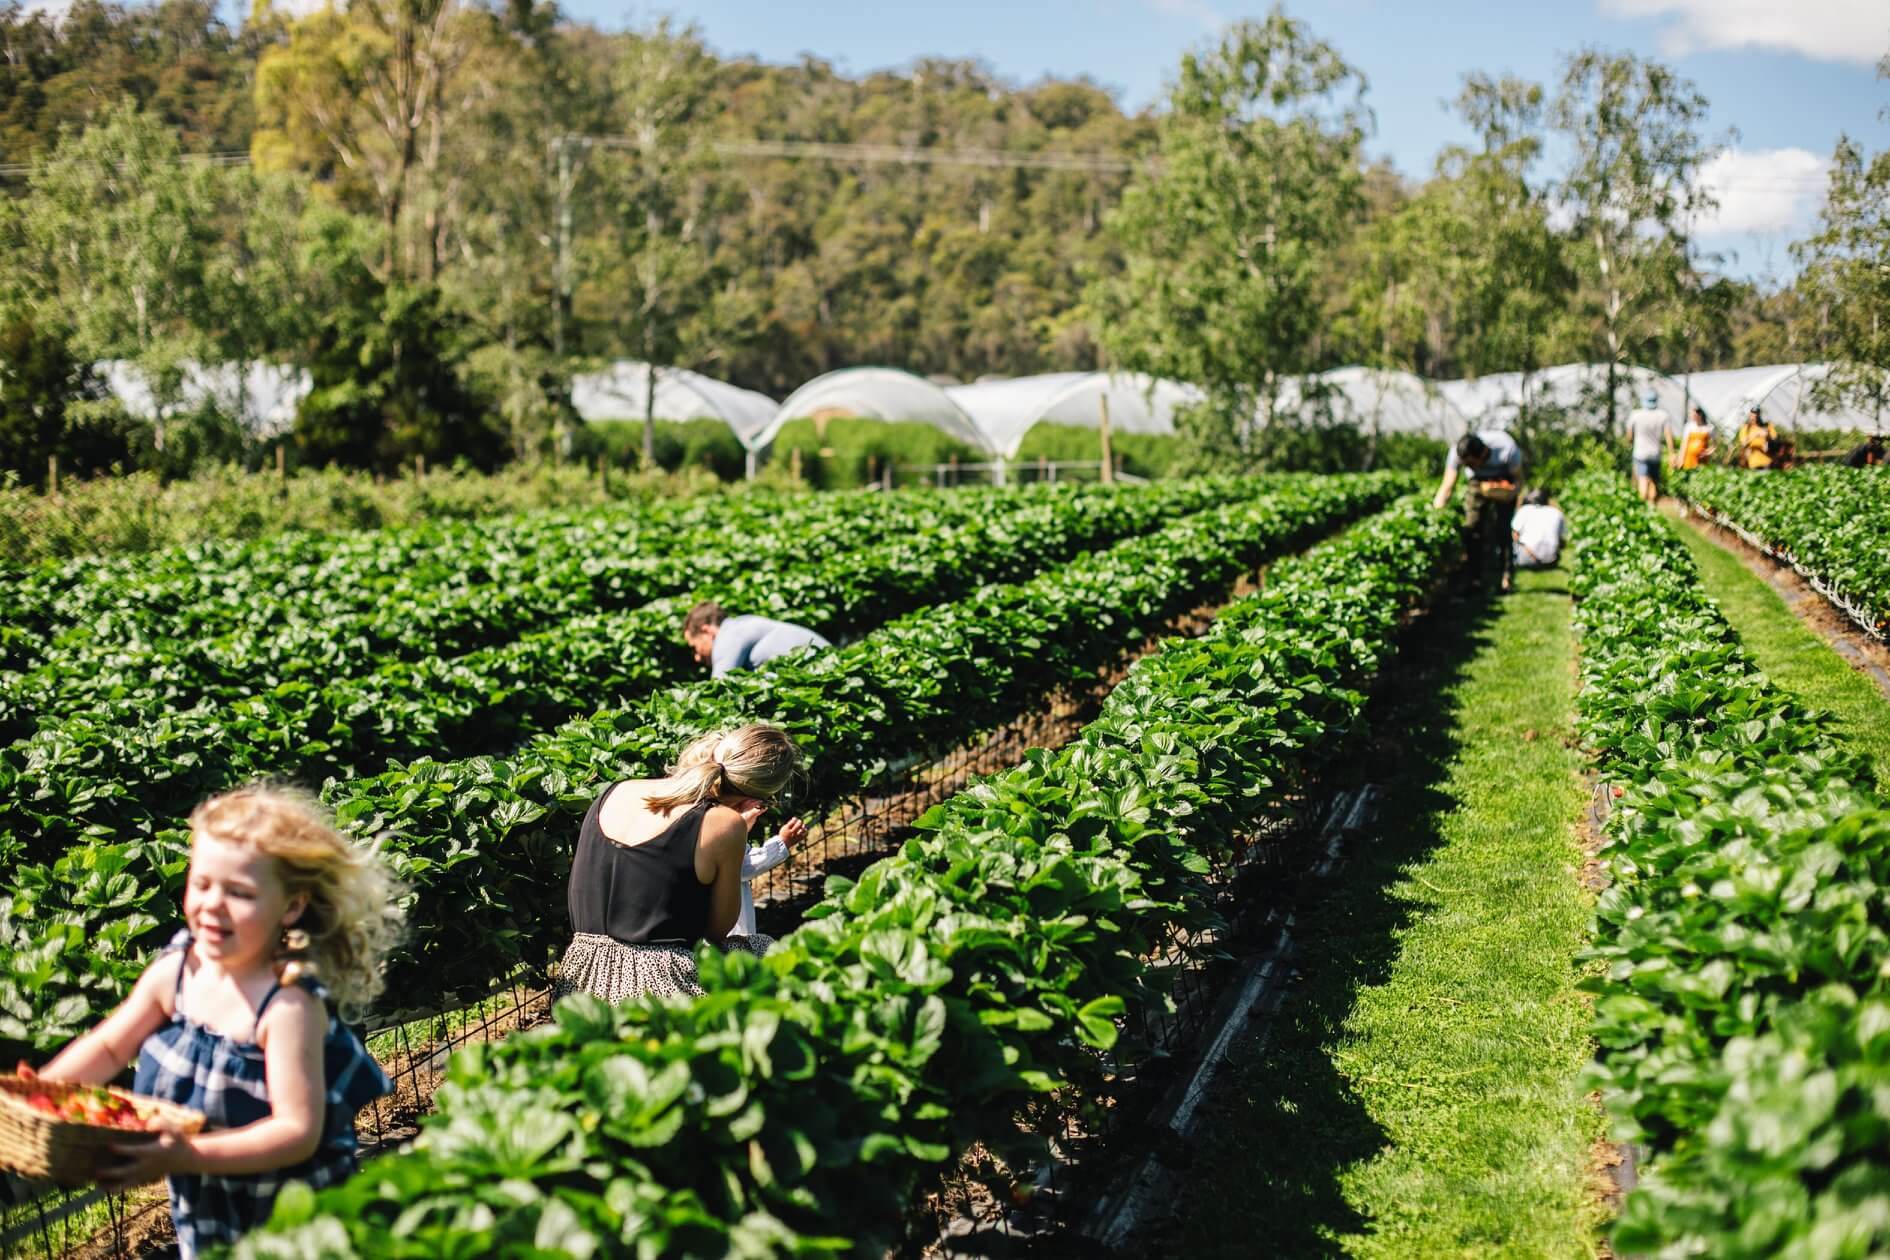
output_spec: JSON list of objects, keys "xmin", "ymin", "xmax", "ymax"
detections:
[
  {"xmin": 1511, "ymin": 490, "xmax": 1567, "ymax": 570},
  {"xmin": 1626, "ymin": 391, "xmax": 1675, "ymax": 503},
  {"xmin": 734, "ymin": 820, "xmax": 800, "ymax": 936}
]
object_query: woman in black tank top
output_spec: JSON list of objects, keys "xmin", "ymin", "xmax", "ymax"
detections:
[{"xmin": 553, "ymin": 723, "xmax": 804, "ymax": 1004}]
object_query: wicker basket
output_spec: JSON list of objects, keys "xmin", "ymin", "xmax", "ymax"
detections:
[{"xmin": 0, "ymin": 1075, "xmax": 205, "ymax": 1186}]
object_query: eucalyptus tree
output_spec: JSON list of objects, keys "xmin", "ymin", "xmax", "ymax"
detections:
[
  {"xmin": 1089, "ymin": 8, "xmax": 1370, "ymax": 472},
  {"xmin": 13, "ymin": 102, "xmax": 224, "ymax": 455},
  {"xmin": 1793, "ymin": 52, "xmax": 1890, "ymax": 428},
  {"xmin": 1549, "ymin": 50, "xmax": 1723, "ymax": 430},
  {"xmin": 590, "ymin": 19, "xmax": 744, "ymax": 467}
]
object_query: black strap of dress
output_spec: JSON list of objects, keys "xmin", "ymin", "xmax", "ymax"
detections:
[{"xmin": 566, "ymin": 784, "xmax": 715, "ymax": 946}]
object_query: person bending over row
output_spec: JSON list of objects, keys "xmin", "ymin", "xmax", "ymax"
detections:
[
  {"xmin": 683, "ymin": 602, "xmax": 831, "ymax": 678},
  {"xmin": 1432, "ymin": 428, "xmax": 1523, "ymax": 593}
]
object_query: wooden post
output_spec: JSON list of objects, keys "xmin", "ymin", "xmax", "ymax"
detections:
[
  {"xmin": 47, "ymin": 454, "xmax": 58, "ymax": 497},
  {"xmin": 948, "ymin": 453, "xmax": 958, "ymax": 487},
  {"xmin": 881, "ymin": 459, "xmax": 892, "ymax": 491},
  {"xmin": 789, "ymin": 447, "xmax": 803, "ymax": 483},
  {"xmin": 1037, "ymin": 454, "xmax": 1048, "ymax": 483},
  {"xmin": 275, "ymin": 444, "xmax": 287, "ymax": 483},
  {"xmin": 415, "ymin": 453, "xmax": 426, "ymax": 478},
  {"xmin": 1098, "ymin": 395, "xmax": 1115, "ymax": 485},
  {"xmin": 867, "ymin": 455, "xmax": 878, "ymax": 485},
  {"xmin": 600, "ymin": 453, "xmax": 609, "ymax": 496}
]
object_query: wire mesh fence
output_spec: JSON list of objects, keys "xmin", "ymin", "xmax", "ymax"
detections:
[{"xmin": 913, "ymin": 815, "xmax": 1306, "ymax": 1257}]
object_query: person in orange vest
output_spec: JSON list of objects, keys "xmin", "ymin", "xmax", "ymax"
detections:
[{"xmin": 1677, "ymin": 405, "xmax": 1714, "ymax": 470}]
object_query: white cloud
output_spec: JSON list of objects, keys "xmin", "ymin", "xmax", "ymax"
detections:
[
  {"xmin": 1691, "ymin": 146, "xmax": 1830, "ymax": 237},
  {"xmin": 1599, "ymin": 0, "xmax": 1888, "ymax": 66}
]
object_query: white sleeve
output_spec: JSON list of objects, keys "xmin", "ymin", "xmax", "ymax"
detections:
[{"xmin": 741, "ymin": 835, "xmax": 790, "ymax": 880}]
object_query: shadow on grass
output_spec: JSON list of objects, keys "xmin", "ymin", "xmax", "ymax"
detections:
[{"xmin": 1145, "ymin": 580, "xmax": 1506, "ymax": 1259}]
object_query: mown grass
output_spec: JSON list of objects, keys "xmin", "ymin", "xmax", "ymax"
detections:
[
  {"xmin": 1669, "ymin": 512, "xmax": 1890, "ymax": 793},
  {"xmin": 1161, "ymin": 565, "xmax": 1602, "ymax": 1259}
]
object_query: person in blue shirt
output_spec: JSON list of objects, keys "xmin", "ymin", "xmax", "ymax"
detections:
[
  {"xmin": 683, "ymin": 601, "xmax": 832, "ymax": 679},
  {"xmin": 1432, "ymin": 429, "xmax": 1524, "ymax": 592}
]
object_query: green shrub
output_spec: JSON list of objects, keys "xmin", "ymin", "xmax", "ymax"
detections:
[
  {"xmin": 767, "ymin": 417, "xmax": 984, "ymax": 489},
  {"xmin": 1010, "ymin": 420, "xmax": 1182, "ymax": 478},
  {"xmin": 574, "ymin": 418, "xmax": 747, "ymax": 480}
]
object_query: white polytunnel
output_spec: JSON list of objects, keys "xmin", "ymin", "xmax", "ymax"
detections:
[
  {"xmin": 1677, "ymin": 363, "xmax": 1885, "ymax": 433},
  {"xmin": 754, "ymin": 366, "xmax": 991, "ymax": 453},
  {"xmin": 946, "ymin": 371, "xmax": 1206, "ymax": 459},
  {"xmin": 1437, "ymin": 363, "xmax": 1689, "ymax": 433},
  {"xmin": 1275, "ymin": 367, "xmax": 1469, "ymax": 440},
  {"xmin": 570, "ymin": 361, "xmax": 778, "ymax": 450},
  {"xmin": 98, "ymin": 360, "xmax": 311, "ymax": 440}
]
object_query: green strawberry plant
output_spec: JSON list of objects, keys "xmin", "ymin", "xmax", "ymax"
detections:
[
  {"xmin": 0, "ymin": 477, "xmax": 1411, "ymax": 1058},
  {"xmin": 226, "ymin": 495, "xmax": 1458, "ymax": 1259},
  {"xmin": 1675, "ymin": 465, "xmax": 1890, "ymax": 638},
  {"xmin": 1568, "ymin": 472, "xmax": 1890, "ymax": 1258}
]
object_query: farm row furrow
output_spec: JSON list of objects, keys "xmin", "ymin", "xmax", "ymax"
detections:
[
  {"xmin": 0, "ymin": 478, "xmax": 1261, "ymax": 869},
  {"xmin": 0, "ymin": 475, "xmax": 1407, "ymax": 1060},
  {"xmin": 1674, "ymin": 465, "xmax": 1890, "ymax": 639},
  {"xmin": 0, "ymin": 484, "xmax": 1055, "ymax": 737},
  {"xmin": 225, "ymin": 495, "xmax": 1459, "ymax": 1258},
  {"xmin": 1567, "ymin": 473, "xmax": 1890, "ymax": 1258}
]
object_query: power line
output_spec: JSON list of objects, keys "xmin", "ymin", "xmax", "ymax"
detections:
[{"xmin": 0, "ymin": 149, "xmax": 251, "ymax": 179}]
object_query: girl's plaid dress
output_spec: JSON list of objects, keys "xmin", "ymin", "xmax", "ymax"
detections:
[{"xmin": 133, "ymin": 932, "xmax": 393, "ymax": 1258}]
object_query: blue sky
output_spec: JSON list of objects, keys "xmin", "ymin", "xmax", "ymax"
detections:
[{"xmin": 564, "ymin": 0, "xmax": 1889, "ymax": 281}]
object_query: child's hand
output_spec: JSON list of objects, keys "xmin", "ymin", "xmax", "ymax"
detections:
[
  {"xmin": 776, "ymin": 817, "xmax": 806, "ymax": 850},
  {"xmin": 97, "ymin": 1131, "xmax": 188, "ymax": 1191}
]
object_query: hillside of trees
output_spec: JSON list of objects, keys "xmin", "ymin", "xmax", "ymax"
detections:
[{"xmin": 0, "ymin": 0, "xmax": 1883, "ymax": 480}]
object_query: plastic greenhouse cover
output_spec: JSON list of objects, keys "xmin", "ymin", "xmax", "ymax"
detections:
[
  {"xmin": 946, "ymin": 372, "xmax": 1206, "ymax": 458},
  {"xmin": 1674, "ymin": 363, "xmax": 1883, "ymax": 434},
  {"xmin": 1274, "ymin": 367, "xmax": 1468, "ymax": 439},
  {"xmin": 571, "ymin": 361, "xmax": 777, "ymax": 448},
  {"xmin": 97, "ymin": 360, "xmax": 310, "ymax": 440},
  {"xmin": 756, "ymin": 366, "xmax": 990, "ymax": 453}
]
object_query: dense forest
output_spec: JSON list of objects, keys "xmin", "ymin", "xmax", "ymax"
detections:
[{"xmin": 0, "ymin": 0, "xmax": 1883, "ymax": 478}]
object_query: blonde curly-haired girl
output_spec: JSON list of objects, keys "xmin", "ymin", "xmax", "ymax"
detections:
[{"xmin": 40, "ymin": 786, "xmax": 404, "ymax": 1258}]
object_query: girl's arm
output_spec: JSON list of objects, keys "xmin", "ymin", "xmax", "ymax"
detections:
[
  {"xmin": 741, "ymin": 818, "xmax": 804, "ymax": 880},
  {"xmin": 98, "ymin": 988, "xmax": 326, "ymax": 1191},
  {"xmin": 39, "ymin": 953, "xmax": 182, "ymax": 1085}
]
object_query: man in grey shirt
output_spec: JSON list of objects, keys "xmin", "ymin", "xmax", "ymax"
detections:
[
  {"xmin": 1626, "ymin": 390, "xmax": 1675, "ymax": 503},
  {"xmin": 683, "ymin": 601, "xmax": 831, "ymax": 679}
]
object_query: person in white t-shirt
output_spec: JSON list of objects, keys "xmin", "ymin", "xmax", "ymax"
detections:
[
  {"xmin": 1626, "ymin": 391, "xmax": 1675, "ymax": 503},
  {"xmin": 1511, "ymin": 490, "xmax": 1567, "ymax": 570}
]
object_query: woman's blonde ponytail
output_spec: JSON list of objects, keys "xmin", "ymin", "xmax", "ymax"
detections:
[{"xmin": 643, "ymin": 724, "xmax": 801, "ymax": 813}]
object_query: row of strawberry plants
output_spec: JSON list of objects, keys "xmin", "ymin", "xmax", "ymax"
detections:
[
  {"xmin": 1, "ymin": 475, "xmax": 1407, "ymax": 1059},
  {"xmin": 1566, "ymin": 471, "xmax": 1890, "ymax": 1258},
  {"xmin": 0, "ymin": 490, "xmax": 810, "ymax": 673},
  {"xmin": 0, "ymin": 485, "xmax": 1035, "ymax": 736},
  {"xmin": 0, "ymin": 478, "xmax": 1256, "ymax": 871},
  {"xmin": 229, "ymin": 494, "xmax": 1459, "ymax": 1258},
  {"xmin": 1674, "ymin": 464, "xmax": 1890, "ymax": 637}
]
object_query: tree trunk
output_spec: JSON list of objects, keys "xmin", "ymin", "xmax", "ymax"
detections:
[{"xmin": 643, "ymin": 359, "xmax": 657, "ymax": 470}]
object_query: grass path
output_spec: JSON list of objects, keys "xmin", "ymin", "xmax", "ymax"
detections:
[
  {"xmin": 1162, "ymin": 565, "xmax": 1602, "ymax": 1259},
  {"xmin": 1668, "ymin": 511, "xmax": 1890, "ymax": 792}
]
